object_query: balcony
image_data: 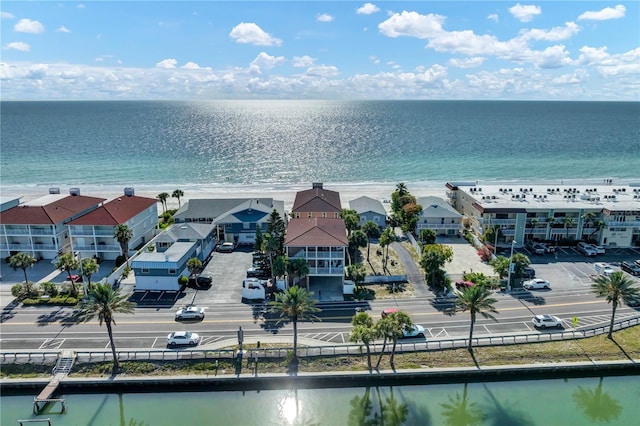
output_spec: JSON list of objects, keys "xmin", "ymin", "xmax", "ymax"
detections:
[
  {"xmin": 605, "ymin": 221, "xmax": 640, "ymax": 227},
  {"xmin": 0, "ymin": 243, "xmax": 58, "ymax": 251},
  {"xmin": 481, "ymin": 218, "xmax": 516, "ymax": 225},
  {"xmin": 75, "ymin": 244, "xmax": 121, "ymax": 252},
  {"xmin": 417, "ymin": 223, "xmax": 462, "ymax": 230}
]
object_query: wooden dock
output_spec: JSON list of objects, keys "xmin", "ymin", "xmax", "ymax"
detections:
[{"xmin": 33, "ymin": 351, "xmax": 74, "ymax": 414}]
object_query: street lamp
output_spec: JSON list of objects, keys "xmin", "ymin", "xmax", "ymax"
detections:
[{"xmin": 506, "ymin": 240, "xmax": 516, "ymax": 292}]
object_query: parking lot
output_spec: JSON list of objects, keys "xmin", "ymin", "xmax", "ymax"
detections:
[{"xmin": 514, "ymin": 245, "xmax": 640, "ymax": 292}]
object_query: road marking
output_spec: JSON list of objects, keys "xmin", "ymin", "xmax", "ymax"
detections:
[{"xmin": 39, "ymin": 338, "xmax": 64, "ymax": 349}]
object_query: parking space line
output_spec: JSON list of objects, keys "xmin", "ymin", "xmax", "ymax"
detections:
[
  {"xmin": 432, "ymin": 328, "xmax": 448, "ymax": 338},
  {"xmin": 152, "ymin": 337, "xmax": 158, "ymax": 348},
  {"xmin": 482, "ymin": 324, "xmax": 492, "ymax": 335},
  {"xmin": 39, "ymin": 338, "xmax": 65, "ymax": 350}
]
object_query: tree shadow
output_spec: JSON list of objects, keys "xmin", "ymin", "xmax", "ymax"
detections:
[
  {"xmin": 0, "ymin": 299, "xmax": 20, "ymax": 323},
  {"xmin": 36, "ymin": 307, "xmax": 79, "ymax": 327},
  {"xmin": 481, "ymin": 383, "xmax": 534, "ymax": 426},
  {"xmin": 509, "ymin": 290, "xmax": 547, "ymax": 306},
  {"xmin": 610, "ymin": 337, "xmax": 634, "ymax": 362},
  {"xmin": 260, "ymin": 310, "xmax": 287, "ymax": 333},
  {"xmin": 429, "ymin": 299, "xmax": 457, "ymax": 317},
  {"xmin": 469, "ymin": 348, "xmax": 481, "ymax": 369},
  {"xmin": 572, "ymin": 376, "xmax": 622, "ymax": 423}
]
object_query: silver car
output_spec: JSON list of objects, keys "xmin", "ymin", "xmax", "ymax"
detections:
[
  {"xmin": 175, "ymin": 306, "xmax": 205, "ymax": 320},
  {"xmin": 532, "ymin": 314, "xmax": 563, "ymax": 329},
  {"xmin": 167, "ymin": 331, "xmax": 200, "ymax": 347}
]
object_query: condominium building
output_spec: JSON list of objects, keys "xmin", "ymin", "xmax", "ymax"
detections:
[{"xmin": 446, "ymin": 181, "xmax": 640, "ymax": 248}]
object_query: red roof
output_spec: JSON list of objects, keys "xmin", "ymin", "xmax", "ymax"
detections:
[
  {"xmin": 285, "ymin": 218, "xmax": 348, "ymax": 247},
  {"xmin": 292, "ymin": 187, "xmax": 342, "ymax": 213},
  {"xmin": 0, "ymin": 195, "xmax": 106, "ymax": 225},
  {"xmin": 67, "ymin": 195, "xmax": 157, "ymax": 226}
]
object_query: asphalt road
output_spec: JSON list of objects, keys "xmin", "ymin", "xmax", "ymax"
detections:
[{"xmin": 1, "ymin": 289, "xmax": 638, "ymax": 352}]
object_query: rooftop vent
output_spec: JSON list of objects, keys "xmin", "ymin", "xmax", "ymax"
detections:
[
  {"xmin": 69, "ymin": 187, "xmax": 80, "ymax": 196},
  {"xmin": 312, "ymin": 182, "xmax": 323, "ymax": 189}
]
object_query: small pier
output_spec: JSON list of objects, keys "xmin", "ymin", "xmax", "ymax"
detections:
[
  {"xmin": 18, "ymin": 419, "xmax": 52, "ymax": 425},
  {"xmin": 33, "ymin": 352, "xmax": 74, "ymax": 414}
]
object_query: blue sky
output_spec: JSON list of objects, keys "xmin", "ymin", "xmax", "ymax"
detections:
[{"xmin": 1, "ymin": 1, "xmax": 638, "ymax": 100}]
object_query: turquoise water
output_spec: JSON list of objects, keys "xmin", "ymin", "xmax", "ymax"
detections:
[
  {"xmin": 1, "ymin": 100, "xmax": 639, "ymax": 191},
  {"xmin": 3, "ymin": 375, "xmax": 639, "ymax": 425}
]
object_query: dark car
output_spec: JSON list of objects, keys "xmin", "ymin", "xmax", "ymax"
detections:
[
  {"xmin": 620, "ymin": 261, "xmax": 640, "ymax": 276},
  {"xmin": 188, "ymin": 275, "xmax": 212, "ymax": 288},
  {"xmin": 67, "ymin": 274, "xmax": 83, "ymax": 283},
  {"xmin": 522, "ymin": 267, "xmax": 536, "ymax": 278}
]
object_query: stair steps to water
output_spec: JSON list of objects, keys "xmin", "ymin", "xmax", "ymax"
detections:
[{"xmin": 33, "ymin": 352, "xmax": 75, "ymax": 414}]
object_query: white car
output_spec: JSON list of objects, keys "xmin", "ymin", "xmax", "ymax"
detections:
[
  {"xmin": 577, "ymin": 242, "xmax": 597, "ymax": 257},
  {"xmin": 532, "ymin": 314, "xmax": 563, "ymax": 329},
  {"xmin": 175, "ymin": 306, "xmax": 205, "ymax": 320},
  {"xmin": 590, "ymin": 245, "xmax": 606, "ymax": 255},
  {"xmin": 523, "ymin": 278, "xmax": 551, "ymax": 290},
  {"xmin": 167, "ymin": 331, "xmax": 200, "ymax": 347},
  {"xmin": 401, "ymin": 324, "xmax": 426, "ymax": 339},
  {"xmin": 217, "ymin": 242, "xmax": 235, "ymax": 253}
]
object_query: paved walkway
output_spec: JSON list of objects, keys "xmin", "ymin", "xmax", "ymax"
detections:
[{"xmin": 390, "ymin": 241, "xmax": 430, "ymax": 298}]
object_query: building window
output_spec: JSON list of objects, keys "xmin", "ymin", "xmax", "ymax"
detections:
[
  {"xmin": 308, "ymin": 212, "xmax": 313, "ymax": 218},
  {"xmin": 141, "ymin": 268, "xmax": 149, "ymax": 273},
  {"xmin": 169, "ymin": 268, "xmax": 177, "ymax": 274},
  {"xmin": 374, "ymin": 216, "xmax": 379, "ymax": 222},
  {"xmin": 322, "ymin": 212, "xmax": 326, "ymax": 218}
]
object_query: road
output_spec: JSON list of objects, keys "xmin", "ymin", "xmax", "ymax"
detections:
[{"xmin": 1, "ymin": 288, "xmax": 638, "ymax": 352}]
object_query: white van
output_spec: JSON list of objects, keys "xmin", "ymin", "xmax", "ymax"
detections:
[{"xmin": 594, "ymin": 262, "xmax": 614, "ymax": 276}]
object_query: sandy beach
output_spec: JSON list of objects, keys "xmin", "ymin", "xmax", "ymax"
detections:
[{"xmin": 1, "ymin": 182, "xmax": 450, "ymax": 213}]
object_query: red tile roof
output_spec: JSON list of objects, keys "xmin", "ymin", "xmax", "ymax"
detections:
[
  {"xmin": 67, "ymin": 195, "xmax": 157, "ymax": 226},
  {"xmin": 292, "ymin": 187, "xmax": 342, "ymax": 213},
  {"xmin": 0, "ymin": 195, "xmax": 106, "ymax": 225},
  {"xmin": 285, "ymin": 218, "xmax": 348, "ymax": 247}
]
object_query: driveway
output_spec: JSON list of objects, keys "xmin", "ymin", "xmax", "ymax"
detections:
[{"xmin": 437, "ymin": 236, "xmax": 496, "ymax": 279}]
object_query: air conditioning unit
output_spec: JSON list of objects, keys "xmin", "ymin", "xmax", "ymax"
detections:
[
  {"xmin": 49, "ymin": 187, "xmax": 60, "ymax": 194},
  {"xmin": 124, "ymin": 187, "xmax": 135, "ymax": 197},
  {"xmin": 69, "ymin": 187, "xmax": 80, "ymax": 196}
]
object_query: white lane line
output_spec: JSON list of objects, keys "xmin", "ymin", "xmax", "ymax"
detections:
[{"xmin": 152, "ymin": 337, "xmax": 158, "ymax": 348}]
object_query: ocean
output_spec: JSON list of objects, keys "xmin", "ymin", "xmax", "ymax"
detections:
[{"xmin": 1, "ymin": 100, "xmax": 639, "ymax": 196}]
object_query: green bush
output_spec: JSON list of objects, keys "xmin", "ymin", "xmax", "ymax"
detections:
[
  {"xmin": 11, "ymin": 282, "xmax": 40, "ymax": 300},
  {"xmin": 22, "ymin": 295, "xmax": 78, "ymax": 306}
]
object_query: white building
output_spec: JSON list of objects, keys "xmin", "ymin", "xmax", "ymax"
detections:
[{"xmin": 446, "ymin": 181, "xmax": 640, "ymax": 248}]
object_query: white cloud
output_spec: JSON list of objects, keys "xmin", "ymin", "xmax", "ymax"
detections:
[
  {"xmin": 518, "ymin": 21, "xmax": 579, "ymax": 42},
  {"xmin": 229, "ymin": 22, "xmax": 282, "ymax": 47},
  {"xmin": 378, "ymin": 11, "xmax": 445, "ymax": 39},
  {"xmin": 448, "ymin": 57, "xmax": 485, "ymax": 68},
  {"xmin": 305, "ymin": 65, "xmax": 339, "ymax": 77},
  {"xmin": 487, "ymin": 14, "xmax": 499, "ymax": 23},
  {"xmin": 317, "ymin": 13, "xmax": 334, "ymax": 23},
  {"xmin": 369, "ymin": 55, "xmax": 380, "ymax": 64},
  {"xmin": 292, "ymin": 55, "xmax": 315, "ymax": 67},
  {"xmin": 56, "ymin": 26, "xmax": 71, "ymax": 33},
  {"xmin": 3, "ymin": 42, "xmax": 31, "ymax": 52},
  {"xmin": 531, "ymin": 45, "xmax": 573, "ymax": 69},
  {"xmin": 357, "ymin": 3, "xmax": 380, "ymax": 15},
  {"xmin": 552, "ymin": 70, "xmax": 589, "ymax": 85},
  {"xmin": 156, "ymin": 58, "xmax": 178, "ymax": 69},
  {"xmin": 181, "ymin": 62, "xmax": 201, "ymax": 69},
  {"xmin": 249, "ymin": 52, "xmax": 285, "ymax": 74},
  {"xmin": 14, "ymin": 18, "xmax": 45, "ymax": 34},
  {"xmin": 1, "ymin": 11, "xmax": 15, "ymax": 19},
  {"xmin": 77, "ymin": 4, "xmax": 85, "ymax": 9},
  {"xmin": 578, "ymin": 4, "xmax": 626, "ymax": 21},
  {"xmin": 509, "ymin": 4, "xmax": 542, "ymax": 23}
]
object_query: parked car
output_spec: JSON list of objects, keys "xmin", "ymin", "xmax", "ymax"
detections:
[
  {"xmin": 590, "ymin": 245, "xmax": 606, "ymax": 255},
  {"xmin": 217, "ymin": 242, "xmax": 235, "ymax": 253},
  {"xmin": 188, "ymin": 275, "xmax": 213, "ymax": 287},
  {"xmin": 246, "ymin": 267, "xmax": 269, "ymax": 279},
  {"xmin": 522, "ymin": 267, "xmax": 536, "ymax": 279},
  {"xmin": 620, "ymin": 261, "xmax": 640, "ymax": 276},
  {"xmin": 526, "ymin": 242, "xmax": 545, "ymax": 255},
  {"xmin": 175, "ymin": 306, "xmax": 205, "ymax": 321},
  {"xmin": 577, "ymin": 242, "xmax": 597, "ymax": 257},
  {"xmin": 594, "ymin": 262, "xmax": 614, "ymax": 276},
  {"xmin": 523, "ymin": 278, "xmax": 551, "ymax": 290},
  {"xmin": 532, "ymin": 314, "xmax": 563, "ymax": 329},
  {"xmin": 66, "ymin": 274, "xmax": 83, "ymax": 283},
  {"xmin": 401, "ymin": 324, "xmax": 426, "ymax": 339},
  {"xmin": 167, "ymin": 331, "xmax": 200, "ymax": 347},
  {"xmin": 540, "ymin": 243, "xmax": 556, "ymax": 253},
  {"xmin": 381, "ymin": 308, "xmax": 398, "ymax": 318}
]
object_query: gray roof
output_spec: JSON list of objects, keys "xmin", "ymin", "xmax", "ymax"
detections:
[
  {"xmin": 349, "ymin": 196, "xmax": 387, "ymax": 216},
  {"xmin": 156, "ymin": 222, "xmax": 215, "ymax": 243},
  {"xmin": 133, "ymin": 241, "xmax": 194, "ymax": 264},
  {"xmin": 418, "ymin": 196, "xmax": 461, "ymax": 218},
  {"xmin": 173, "ymin": 198, "xmax": 284, "ymax": 222}
]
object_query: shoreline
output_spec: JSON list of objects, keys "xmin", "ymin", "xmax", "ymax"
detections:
[
  {"xmin": 2, "ymin": 176, "xmax": 636, "ymax": 212},
  {"xmin": 2, "ymin": 360, "xmax": 638, "ymax": 394}
]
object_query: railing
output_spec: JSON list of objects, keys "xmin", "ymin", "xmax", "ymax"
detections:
[
  {"xmin": 416, "ymin": 223, "xmax": 461, "ymax": 230},
  {"xmin": 3, "ymin": 317, "xmax": 639, "ymax": 366},
  {"xmin": 1, "ymin": 352, "xmax": 59, "ymax": 363},
  {"xmin": 1, "ymin": 229, "xmax": 54, "ymax": 236}
]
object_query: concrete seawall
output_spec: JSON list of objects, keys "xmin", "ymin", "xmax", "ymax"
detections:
[{"xmin": 3, "ymin": 360, "xmax": 638, "ymax": 394}]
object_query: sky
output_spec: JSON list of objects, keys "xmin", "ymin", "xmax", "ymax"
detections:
[{"xmin": 1, "ymin": 1, "xmax": 639, "ymax": 101}]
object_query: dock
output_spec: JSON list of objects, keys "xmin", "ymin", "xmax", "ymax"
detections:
[{"xmin": 32, "ymin": 351, "xmax": 74, "ymax": 414}]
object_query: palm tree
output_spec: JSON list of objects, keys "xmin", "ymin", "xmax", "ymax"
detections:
[
  {"xmin": 456, "ymin": 285, "xmax": 499, "ymax": 351},
  {"xmin": 375, "ymin": 310, "xmax": 412, "ymax": 370},
  {"xmin": 80, "ymin": 257, "xmax": 100, "ymax": 290},
  {"xmin": 186, "ymin": 257, "xmax": 203, "ymax": 283},
  {"xmin": 349, "ymin": 311, "xmax": 377, "ymax": 373},
  {"xmin": 580, "ymin": 212, "xmax": 596, "ymax": 239},
  {"xmin": 340, "ymin": 208, "xmax": 360, "ymax": 237},
  {"xmin": 572, "ymin": 377, "xmax": 622, "ymax": 423},
  {"xmin": 362, "ymin": 221, "xmax": 381, "ymax": 262},
  {"xmin": 287, "ymin": 258, "xmax": 310, "ymax": 288},
  {"xmin": 114, "ymin": 224, "xmax": 133, "ymax": 266},
  {"xmin": 8, "ymin": 252, "xmax": 37, "ymax": 294},
  {"xmin": 76, "ymin": 283, "xmax": 136, "ymax": 371},
  {"xmin": 528, "ymin": 217, "xmax": 539, "ymax": 240},
  {"xmin": 348, "ymin": 230, "xmax": 368, "ymax": 266},
  {"xmin": 157, "ymin": 192, "xmax": 169, "ymax": 213},
  {"xmin": 563, "ymin": 216, "xmax": 575, "ymax": 239},
  {"xmin": 378, "ymin": 227, "xmax": 395, "ymax": 272},
  {"xmin": 589, "ymin": 220, "xmax": 606, "ymax": 242},
  {"xmin": 55, "ymin": 253, "xmax": 80, "ymax": 296},
  {"xmin": 269, "ymin": 286, "xmax": 319, "ymax": 361},
  {"xmin": 591, "ymin": 271, "xmax": 640, "ymax": 339},
  {"xmin": 171, "ymin": 189, "xmax": 184, "ymax": 208}
]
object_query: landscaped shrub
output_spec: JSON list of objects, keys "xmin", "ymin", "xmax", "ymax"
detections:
[
  {"xmin": 40, "ymin": 281, "xmax": 59, "ymax": 297},
  {"xmin": 115, "ymin": 255, "xmax": 126, "ymax": 267},
  {"xmin": 477, "ymin": 245, "xmax": 493, "ymax": 262},
  {"xmin": 11, "ymin": 282, "xmax": 40, "ymax": 300},
  {"xmin": 22, "ymin": 295, "xmax": 78, "ymax": 306}
]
